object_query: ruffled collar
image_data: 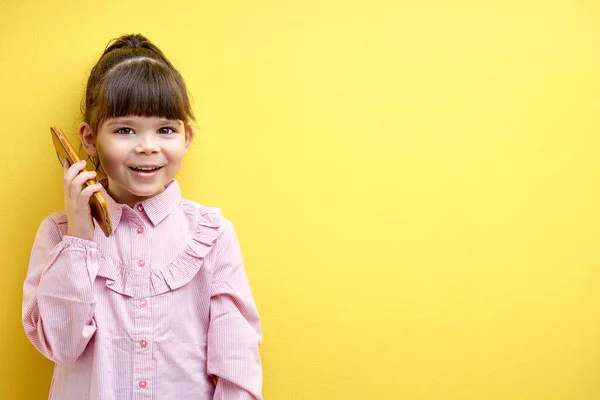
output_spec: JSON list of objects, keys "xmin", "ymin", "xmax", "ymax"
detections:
[{"xmin": 96, "ymin": 200, "xmax": 222, "ymax": 298}]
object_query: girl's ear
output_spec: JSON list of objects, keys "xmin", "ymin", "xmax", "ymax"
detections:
[
  {"xmin": 184, "ymin": 123, "xmax": 196, "ymax": 153},
  {"xmin": 78, "ymin": 122, "xmax": 98, "ymax": 156}
]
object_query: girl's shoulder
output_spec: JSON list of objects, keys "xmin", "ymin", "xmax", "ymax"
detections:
[
  {"xmin": 42, "ymin": 211, "xmax": 69, "ymax": 236},
  {"xmin": 39, "ymin": 201, "xmax": 236, "ymax": 239},
  {"xmin": 181, "ymin": 199, "xmax": 221, "ymax": 223},
  {"xmin": 180, "ymin": 199, "xmax": 234, "ymax": 236}
]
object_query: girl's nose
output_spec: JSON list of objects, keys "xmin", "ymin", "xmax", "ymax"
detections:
[{"xmin": 135, "ymin": 134, "xmax": 160, "ymax": 154}]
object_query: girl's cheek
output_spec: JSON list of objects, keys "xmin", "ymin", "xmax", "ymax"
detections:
[{"xmin": 97, "ymin": 151, "xmax": 121, "ymax": 175}]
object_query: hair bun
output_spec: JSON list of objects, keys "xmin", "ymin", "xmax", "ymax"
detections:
[{"xmin": 102, "ymin": 34, "xmax": 167, "ymax": 61}]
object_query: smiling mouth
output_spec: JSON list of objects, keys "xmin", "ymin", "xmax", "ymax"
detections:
[{"xmin": 129, "ymin": 166, "xmax": 163, "ymax": 172}]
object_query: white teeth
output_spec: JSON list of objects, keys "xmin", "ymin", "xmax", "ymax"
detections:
[{"xmin": 131, "ymin": 166, "xmax": 161, "ymax": 171}]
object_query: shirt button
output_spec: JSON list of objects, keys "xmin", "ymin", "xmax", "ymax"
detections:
[
  {"xmin": 139, "ymin": 299, "xmax": 147, "ymax": 308},
  {"xmin": 137, "ymin": 204, "xmax": 144, "ymax": 212},
  {"xmin": 138, "ymin": 380, "xmax": 147, "ymax": 389},
  {"xmin": 136, "ymin": 226, "xmax": 144, "ymax": 234},
  {"xmin": 137, "ymin": 260, "xmax": 145, "ymax": 267},
  {"xmin": 140, "ymin": 339, "xmax": 148, "ymax": 348}
]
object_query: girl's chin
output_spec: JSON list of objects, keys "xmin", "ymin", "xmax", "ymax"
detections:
[
  {"xmin": 106, "ymin": 180, "xmax": 167, "ymax": 203},
  {"xmin": 129, "ymin": 187, "xmax": 166, "ymax": 198}
]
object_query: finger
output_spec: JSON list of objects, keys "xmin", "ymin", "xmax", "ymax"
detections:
[
  {"xmin": 77, "ymin": 183, "xmax": 103, "ymax": 208},
  {"xmin": 69, "ymin": 170, "xmax": 97, "ymax": 203},
  {"xmin": 63, "ymin": 160, "xmax": 87, "ymax": 197},
  {"xmin": 70, "ymin": 169, "xmax": 97, "ymax": 198}
]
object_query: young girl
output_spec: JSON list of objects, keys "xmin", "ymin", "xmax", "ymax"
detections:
[{"xmin": 22, "ymin": 34, "xmax": 263, "ymax": 400}]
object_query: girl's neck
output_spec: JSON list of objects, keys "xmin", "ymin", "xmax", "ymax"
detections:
[{"xmin": 103, "ymin": 178, "xmax": 165, "ymax": 208}]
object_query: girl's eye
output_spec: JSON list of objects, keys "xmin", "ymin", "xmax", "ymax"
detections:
[
  {"xmin": 116, "ymin": 128, "xmax": 134, "ymax": 134},
  {"xmin": 158, "ymin": 127, "xmax": 175, "ymax": 135}
]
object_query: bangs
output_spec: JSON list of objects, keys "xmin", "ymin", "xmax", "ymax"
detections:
[{"xmin": 93, "ymin": 58, "xmax": 194, "ymax": 128}]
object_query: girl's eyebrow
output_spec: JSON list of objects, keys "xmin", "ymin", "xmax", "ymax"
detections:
[
  {"xmin": 106, "ymin": 118, "xmax": 181, "ymax": 126},
  {"xmin": 107, "ymin": 118, "xmax": 137, "ymax": 126}
]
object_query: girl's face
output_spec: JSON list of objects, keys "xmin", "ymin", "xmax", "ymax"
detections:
[{"xmin": 81, "ymin": 116, "xmax": 195, "ymax": 207}]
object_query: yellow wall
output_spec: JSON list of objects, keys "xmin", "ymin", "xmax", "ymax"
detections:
[{"xmin": 2, "ymin": 0, "xmax": 600, "ymax": 398}]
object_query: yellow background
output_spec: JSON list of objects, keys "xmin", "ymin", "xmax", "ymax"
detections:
[{"xmin": 2, "ymin": 0, "xmax": 600, "ymax": 398}]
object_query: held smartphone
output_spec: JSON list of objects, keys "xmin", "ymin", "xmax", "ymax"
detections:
[{"xmin": 50, "ymin": 127, "xmax": 113, "ymax": 237}]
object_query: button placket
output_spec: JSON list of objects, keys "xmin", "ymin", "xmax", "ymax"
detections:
[
  {"xmin": 133, "ymin": 294, "xmax": 152, "ymax": 399},
  {"xmin": 130, "ymin": 215, "xmax": 152, "ymax": 399}
]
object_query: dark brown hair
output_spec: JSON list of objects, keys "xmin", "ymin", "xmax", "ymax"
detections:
[{"xmin": 83, "ymin": 33, "xmax": 195, "ymax": 134}]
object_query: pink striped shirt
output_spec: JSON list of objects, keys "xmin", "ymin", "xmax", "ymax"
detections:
[{"xmin": 22, "ymin": 180, "xmax": 263, "ymax": 400}]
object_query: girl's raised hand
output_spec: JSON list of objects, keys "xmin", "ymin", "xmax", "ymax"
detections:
[{"xmin": 63, "ymin": 159, "xmax": 103, "ymax": 241}]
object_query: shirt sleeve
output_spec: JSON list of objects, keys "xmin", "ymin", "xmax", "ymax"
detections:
[
  {"xmin": 22, "ymin": 216, "xmax": 100, "ymax": 364},
  {"xmin": 207, "ymin": 219, "xmax": 263, "ymax": 400}
]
